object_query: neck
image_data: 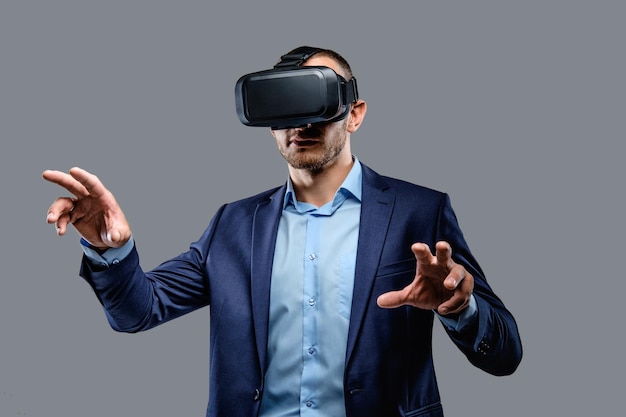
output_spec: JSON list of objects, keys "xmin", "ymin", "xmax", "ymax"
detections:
[{"xmin": 289, "ymin": 152, "xmax": 354, "ymax": 207}]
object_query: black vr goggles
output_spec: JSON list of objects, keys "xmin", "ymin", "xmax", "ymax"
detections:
[{"xmin": 235, "ymin": 46, "xmax": 359, "ymax": 129}]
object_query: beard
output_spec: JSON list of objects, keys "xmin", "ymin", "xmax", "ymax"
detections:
[{"xmin": 277, "ymin": 119, "xmax": 349, "ymax": 175}]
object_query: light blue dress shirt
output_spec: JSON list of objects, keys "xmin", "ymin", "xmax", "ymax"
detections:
[{"xmin": 258, "ymin": 160, "xmax": 363, "ymax": 417}]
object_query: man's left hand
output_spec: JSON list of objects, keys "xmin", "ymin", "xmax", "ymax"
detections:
[{"xmin": 377, "ymin": 241, "xmax": 474, "ymax": 315}]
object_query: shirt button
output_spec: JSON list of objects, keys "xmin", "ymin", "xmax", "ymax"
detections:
[
  {"xmin": 308, "ymin": 347, "xmax": 316, "ymax": 355},
  {"xmin": 308, "ymin": 298, "xmax": 315, "ymax": 306},
  {"xmin": 306, "ymin": 401, "xmax": 313, "ymax": 408},
  {"xmin": 111, "ymin": 259, "xmax": 120, "ymax": 265},
  {"xmin": 308, "ymin": 253, "xmax": 317, "ymax": 261}
]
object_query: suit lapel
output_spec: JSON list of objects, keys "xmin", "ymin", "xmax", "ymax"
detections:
[
  {"xmin": 346, "ymin": 165, "xmax": 395, "ymax": 365},
  {"xmin": 250, "ymin": 185, "xmax": 285, "ymax": 375}
]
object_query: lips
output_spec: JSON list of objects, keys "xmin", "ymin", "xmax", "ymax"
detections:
[
  {"xmin": 291, "ymin": 137, "xmax": 320, "ymax": 146},
  {"xmin": 290, "ymin": 130, "xmax": 321, "ymax": 146}
]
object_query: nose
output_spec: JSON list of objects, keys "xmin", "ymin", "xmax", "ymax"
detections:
[{"xmin": 294, "ymin": 123, "xmax": 312, "ymax": 131}]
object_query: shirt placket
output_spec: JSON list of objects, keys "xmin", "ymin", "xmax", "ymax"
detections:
[{"xmin": 300, "ymin": 212, "xmax": 322, "ymax": 415}]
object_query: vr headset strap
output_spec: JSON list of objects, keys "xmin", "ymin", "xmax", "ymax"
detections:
[{"xmin": 274, "ymin": 46, "xmax": 325, "ymax": 68}]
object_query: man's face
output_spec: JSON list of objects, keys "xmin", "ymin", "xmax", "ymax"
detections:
[{"xmin": 271, "ymin": 55, "xmax": 352, "ymax": 174}]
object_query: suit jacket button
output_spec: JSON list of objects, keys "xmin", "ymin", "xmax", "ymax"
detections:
[{"xmin": 253, "ymin": 389, "xmax": 261, "ymax": 401}]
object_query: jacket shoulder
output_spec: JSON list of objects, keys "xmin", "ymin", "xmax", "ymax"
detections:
[
  {"xmin": 223, "ymin": 185, "xmax": 284, "ymax": 210},
  {"xmin": 361, "ymin": 163, "xmax": 447, "ymax": 202},
  {"xmin": 382, "ymin": 175, "xmax": 445, "ymax": 197}
]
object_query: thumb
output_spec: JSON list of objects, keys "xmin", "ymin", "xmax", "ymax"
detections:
[
  {"xmin": 100, "ymin": 206, "xmax": 131, "ymax": 247},
  {"xmin": 377, "ymin": 290, "xmax": 407, "ymax": 309},
  {"xmin": 101, "ymin": 225, "xmax": 131, "ymax": 248}
]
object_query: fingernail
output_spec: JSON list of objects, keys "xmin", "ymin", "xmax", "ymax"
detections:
[{"xmin": 47, "ymin": 212, "xmax": 54, "ymax": 221}]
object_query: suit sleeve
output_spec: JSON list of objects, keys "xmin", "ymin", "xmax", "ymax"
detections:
[
  {"xmin": 436, "ymin": 194, "xmax": 523, "ymax": 376},
  {"xmin": 79, "ymin": 205, "xmax": 226, "ymax": 333}
]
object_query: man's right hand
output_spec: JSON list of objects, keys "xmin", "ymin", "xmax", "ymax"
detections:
[{"xmin": 43, "ymin": 167, "xmax": 131, "ymax": 250}]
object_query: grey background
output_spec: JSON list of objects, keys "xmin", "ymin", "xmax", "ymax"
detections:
[{"xmin": 1, "ymin": 1, "xmax": 623, "ymax": 416}]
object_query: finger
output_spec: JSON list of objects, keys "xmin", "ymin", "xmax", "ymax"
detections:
[
  {"xmin": 411, "ymin": 242, "xmax": 433, "ymax": 266},
  {"xmin": 435, "ymin": 241, "xmax": 452, "ymax": 268},
  {"xmin": 46, "ymin": 197, "xmax": 75, "ymax": 224},
  {"xmin": 46, "ymin": 196, "xmax": 75, "ymax": 236},
  {"xmin": 437, "ymin": 293, "xmax": 470, "ymax": 315},
  {"xmin": 377, "ymin": 289, "xmax": 409, "ymax": 309},
  {"xmin": 443, "ymin": 264, "xmax": 466, "ymax": 290},
  {"xmin": 42, "ymin": 170, "xmax": 89, "ymax": 198},
  {"xmin": 68, "ymin": 167, "xmax": 110, "ymax": 199},
  {"xmin": 55, "ymin": 213, "xmax": 72, "ymax": 236},
  {"xmin": 438, "ymin": 271, "xmax": 473, "ymax": 315}
]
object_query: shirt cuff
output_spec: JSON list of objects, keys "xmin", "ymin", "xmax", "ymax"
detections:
[
  {"xmin": 80, "ymin": 236, "xmax": 134, "ymax": 268},
  {"xmin": 435, "ymin": 295, "xmax": 478, "ymax": 332}
]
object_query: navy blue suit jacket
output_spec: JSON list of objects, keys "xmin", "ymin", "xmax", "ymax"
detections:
[{"xmin": 81, "ymin": 163, "xmax": 522, "ymax": 417}]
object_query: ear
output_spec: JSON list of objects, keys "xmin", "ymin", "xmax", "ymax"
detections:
[{"xmin": 347, "ymin": 99, "xmax": 367, "ymax": 133}]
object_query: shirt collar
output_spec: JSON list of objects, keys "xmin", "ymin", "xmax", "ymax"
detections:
[{"xmin": 283, "ymin": 156, "xmax": 363, "ymax": 211}]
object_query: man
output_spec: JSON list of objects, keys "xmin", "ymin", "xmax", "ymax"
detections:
[{"xmin": 43, "ymin": 46, "xmax": 522, "ymax": 417}]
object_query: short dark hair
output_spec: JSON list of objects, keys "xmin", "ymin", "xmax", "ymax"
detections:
[{"xmin": 309, "ymin": 48, "xmax": 353, "ymax": 80}]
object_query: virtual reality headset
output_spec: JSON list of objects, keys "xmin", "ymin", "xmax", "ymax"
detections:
[{"xmin": 235, "ymin": 47, "xmax": 359, "ymax": 129}]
